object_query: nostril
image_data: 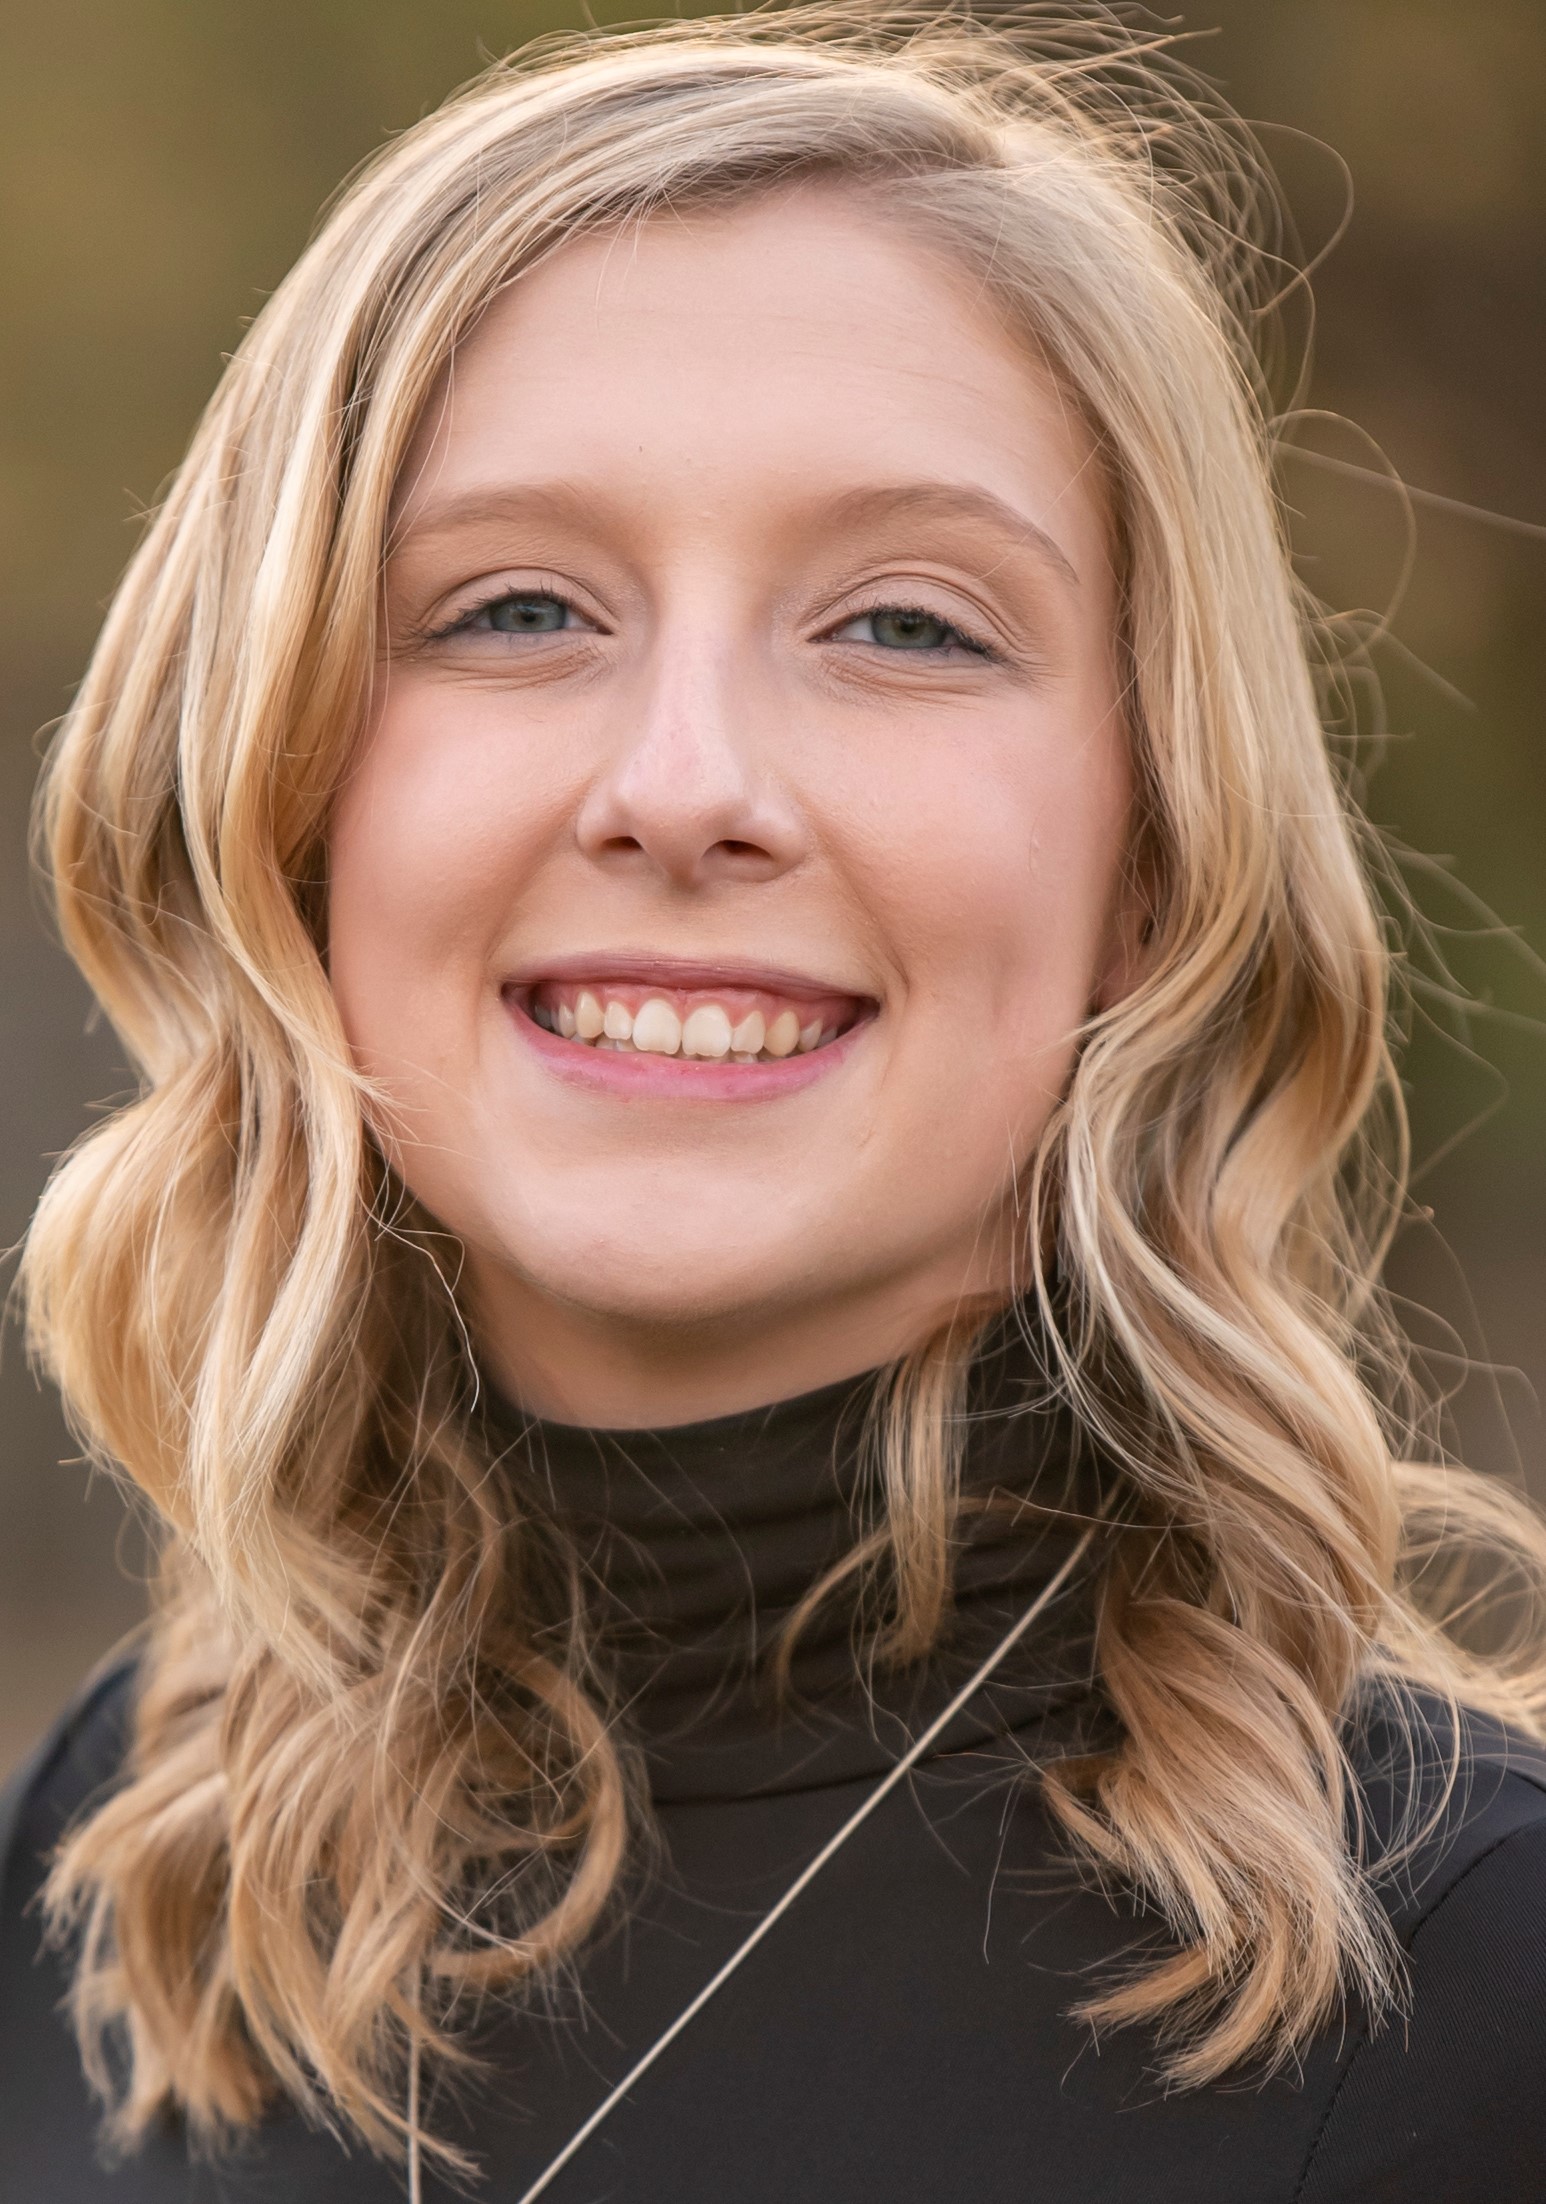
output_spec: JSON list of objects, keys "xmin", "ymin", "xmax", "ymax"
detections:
[{"xmin": 585, "ymin": 828, "xmax": 781, "ymax": 881}]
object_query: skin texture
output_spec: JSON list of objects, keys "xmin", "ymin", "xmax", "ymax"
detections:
[{"xmin": 328, "ymin": 186, "xmax": 1136, "ymax": 1427}]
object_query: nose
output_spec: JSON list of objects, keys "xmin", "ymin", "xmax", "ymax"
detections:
[{"xmin": 574, "ymin": 631, "xmax": 807, "ymax": 889}]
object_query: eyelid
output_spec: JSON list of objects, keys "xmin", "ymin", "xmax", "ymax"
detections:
[
  {"xmin": 818, "ymin": 591, "xmax": 1002, "ymax": 660},
  {"xmin": 420, "ymin": 574, "xmax": 601, "ymax": 642}
]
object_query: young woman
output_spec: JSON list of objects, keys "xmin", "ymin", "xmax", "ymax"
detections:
[{"xmin": 3, "ymin": 9, "xmax": 1544, "ymax": 2199}]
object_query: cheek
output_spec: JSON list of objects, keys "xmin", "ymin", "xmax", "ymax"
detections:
[
  {"xmin": 856, "ymin": 704, "xmax": 1130, "ymax": 1051},
  {"xmin": 326, "ymin": 695, "xmax": 544, "ymax": 1079}
]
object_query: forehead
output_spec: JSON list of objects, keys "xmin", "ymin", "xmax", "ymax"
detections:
[{"xmin": 394, "ymin": 185, "xmax": 1111, "ymax": 584}]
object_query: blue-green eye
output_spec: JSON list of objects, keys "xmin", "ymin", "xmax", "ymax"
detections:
[
  {"xmin": 843, "ymin": 606, "xmax": 985, "ymax": 654},
  {"xmin": 478, "ymin": 592, "xmax": 570, "ymax": 634}
]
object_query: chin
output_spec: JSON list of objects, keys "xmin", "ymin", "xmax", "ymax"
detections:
[{"xmin": 496, "ymin": 1217, "xmax": 826, "ymax": 1335}]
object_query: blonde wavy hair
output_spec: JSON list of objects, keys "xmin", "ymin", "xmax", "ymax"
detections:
[{"xmin": 23, "ymin": 1, "xmax": 1546, "ymax": 2175}]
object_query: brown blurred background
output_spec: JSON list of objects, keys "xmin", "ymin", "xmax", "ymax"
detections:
[{"xmin": 1, "ymin": 1, "xmax": 1543, "ymax": 1779}]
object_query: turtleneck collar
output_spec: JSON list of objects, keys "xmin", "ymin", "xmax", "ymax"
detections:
[{"xmin": 488, "ymin": 1323, "xmax": 1113, "ymax": 1802}]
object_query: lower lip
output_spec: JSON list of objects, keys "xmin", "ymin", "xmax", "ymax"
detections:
[{"xmin": 503, "ymin": 992, "xmax": 872, "ymax": 1100}]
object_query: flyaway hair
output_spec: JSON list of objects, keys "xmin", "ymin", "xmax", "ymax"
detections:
[{"xmin": 22, "ymin": 2, "xmax": 1546, "ymax": 2174}]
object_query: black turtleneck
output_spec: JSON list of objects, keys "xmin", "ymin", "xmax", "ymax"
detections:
[
  {"xmin": 4, "ymin": 1358, "xmax": 1546, "ymax": 2201},
  {"xmin": 508, "ymin": 1342, "xmax": 1111, "ymax": 1803}
]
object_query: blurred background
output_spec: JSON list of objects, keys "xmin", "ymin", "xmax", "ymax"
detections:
[{"xmin": 1, "ymin": 0, "xmax": 1542, "ymax": 1779}]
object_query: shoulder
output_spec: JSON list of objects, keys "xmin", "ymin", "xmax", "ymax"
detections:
[
  {"xmin": 1343, "ymin": 1675, "xmax": 1546, "ymax": 1931},
  {"xmin": 0, "ymin": 1652, "xmax": 141, "ymax": 1917},
  {"xmin": 0, "ymin": 1658, "xmax": 142, "ymax": 2174},
  {"xmin": 1296, "ymin": 1681, "xmax": 1546, "ymax": 2203}
]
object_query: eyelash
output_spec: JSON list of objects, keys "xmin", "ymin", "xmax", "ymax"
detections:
[
  {"xmin": 831, "ymin": 600, "xmax": 997, "ymax": 659},
  {"xmin": 425, "ymin": 587, "xmax": 1001, "ymax": 660},
  {"xmin": 425, "ymin": 587, "xmax": 579, "ymax": 642}
]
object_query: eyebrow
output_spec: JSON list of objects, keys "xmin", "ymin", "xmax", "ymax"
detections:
[
  {"xmin": 389, "ymin": 480, "xmax": 591, "ymax": 553},
  {"xmin": 392, "ymin": 477, "xmax": 1082, "ymax": 590},
  {"xmin": 815, "ymin": 482, "xmax": 1081, "ymax": 591}
]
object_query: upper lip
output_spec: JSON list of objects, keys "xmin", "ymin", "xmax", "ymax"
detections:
[{"xmin": 502, "ymin": 952, "xmax": 873, "ymax": 1002}]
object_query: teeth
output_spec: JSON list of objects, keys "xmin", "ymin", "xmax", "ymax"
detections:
[
  {"xmin": 632, "ymin": 997, "xmax": 683, "ymax": 1055},
  {"xmin": 682, "ymin": 1003, "xmax": 732, "ymax": 1059},
  {"xmin": 729, "ymin": 1009, "xmax": 765, "ymax": 1054},
  {"xmin": 763, "ymin": 1009, "xmax": 800, "ymax": 1058},
  {"xmin": 538, "ymin": 988, "xmax": 851, "ymax": 1064}
]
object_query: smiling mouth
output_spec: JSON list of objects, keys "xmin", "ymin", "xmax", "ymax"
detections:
[{"xmin": 511, "ymin": 977, "xmax": 871, "ymax": 1064}]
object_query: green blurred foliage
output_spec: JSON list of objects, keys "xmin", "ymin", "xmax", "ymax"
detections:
[{"xmin": 1196, "ymin": 0, "xmax": 1546, "ymax": 1183}]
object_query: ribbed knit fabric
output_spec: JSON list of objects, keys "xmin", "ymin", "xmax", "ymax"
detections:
[{"xmin": 494, "ymin": 1334, "xmax": 1109, "ymax": 1801}]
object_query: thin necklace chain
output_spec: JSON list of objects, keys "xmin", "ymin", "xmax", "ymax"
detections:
[{"xmin": 406, "ymin": 1516, "xmax": 1100, "ymax": 2204}]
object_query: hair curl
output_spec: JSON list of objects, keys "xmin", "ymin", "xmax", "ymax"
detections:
[{"xmin": 23, "ymin": 2, "xmax": 1546, "ymax": 2174}]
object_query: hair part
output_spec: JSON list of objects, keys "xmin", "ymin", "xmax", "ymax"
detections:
[{"xmin": 23, "ymin": 1, "xmax": 1546, "ymax": 2173}]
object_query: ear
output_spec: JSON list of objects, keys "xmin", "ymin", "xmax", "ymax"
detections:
[{"xmin": 1091, "ymin": 851, "xmax": 1156, "ymax": 1016}]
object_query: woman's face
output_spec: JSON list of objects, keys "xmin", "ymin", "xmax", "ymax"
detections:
[{"xmin": 328, "ymin": 187, "xmax": 1134, "ymax": 1424}]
